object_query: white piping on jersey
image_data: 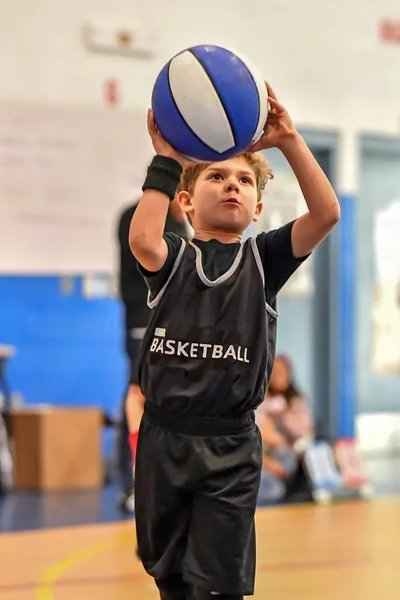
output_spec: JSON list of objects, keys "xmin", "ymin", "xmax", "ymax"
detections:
[
  {"xmin": 250, "ymin": 237, "xmax": 279, "ymax": 319},
  {"xmin": 250, "ymin": 237, "xmax": 265, "ymax": 285},
  {"xmin": 147, "ymin": 237, "xmax": 186, "ymax": 309},
  {"xmin": 265, "ymin": 302, "xmax": 279, "ymax": 319},
  {"xmin": 189, "ymin": 240, "xmax": 244, "ymax": 287},
  {"xmin": 148, "ymin": 235, "xmax": 278, "ymax": 318}
]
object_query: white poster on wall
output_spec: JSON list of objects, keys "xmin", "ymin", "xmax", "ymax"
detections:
[
  {"xmin": 371, "ymin": 199, "xmax": 400, "ymax": 374},
  {"xmin": 0, "ymin": 103, "xmax": 153, "ymax": 274},
  {"xmin": 254, "ymin": 170, "xmax": 314, "ymax": 297}
]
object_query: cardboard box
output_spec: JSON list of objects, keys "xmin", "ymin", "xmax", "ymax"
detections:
[{"xmin": 11, "ymin": 406, "xmax": 103, "ymax": 491}]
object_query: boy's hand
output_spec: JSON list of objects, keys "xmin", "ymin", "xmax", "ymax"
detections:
[
  {"xmin": 248, "ymin": 82, "xmax": 296, "ymax": 152},
  {"xmin": 147, "ymin": 109, "xmax": 196, "ymax": 169}
]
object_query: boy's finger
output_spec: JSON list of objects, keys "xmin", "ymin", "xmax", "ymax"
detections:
[
  {"xmin": 268, "ymin": 96, "xmax": 285, "ymax": 113},
  {"xmin": 147, "ymin": 108, "xmax": 154, "ymax": 135},
  {"xmin": 265, "ymin": 82, "xmax": 278, "ymax": 101}
]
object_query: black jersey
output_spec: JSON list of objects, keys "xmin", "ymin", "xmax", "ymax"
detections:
[{"xmin": 137, "ymin": 227, "xmax": 305, "ymax": 417}]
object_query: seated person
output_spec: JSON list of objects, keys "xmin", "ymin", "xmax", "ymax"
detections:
[{"xmin": 259, "ymin": 354, "xmax": 314, "ymax": 455}]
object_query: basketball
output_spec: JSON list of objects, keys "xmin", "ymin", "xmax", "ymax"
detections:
[{"xmin": 151, "ymin": 44, "xmax": 268, "ymax": 162}]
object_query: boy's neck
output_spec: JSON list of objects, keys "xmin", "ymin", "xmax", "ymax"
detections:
[{"xmin": 193, "ymin": 228, "xmax": 242, "ymax": 244}]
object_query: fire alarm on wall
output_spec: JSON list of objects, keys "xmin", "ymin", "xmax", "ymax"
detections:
[
  {"xmin": 104, "ymin": 79, "xmax": 119, "ymax": 107},
  {"xmin": 379, "ymin": 19, "xmax": 400, "ymax": 44},
  {"xmin": 82, "ymin": 18, "xmax": 157, "ymax": 58}
]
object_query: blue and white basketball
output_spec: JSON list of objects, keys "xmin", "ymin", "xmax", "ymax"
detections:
[{"xmin": 151, "ymin": 45, "xmax": 268, "ymax": 162}]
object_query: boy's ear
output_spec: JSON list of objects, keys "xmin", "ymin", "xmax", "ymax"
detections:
[
  {"xmin": 177, "ymin": 191, "xmax": 194, "ymax": 219},
  {"xmin": 253, "ymin": 201, "xmax": 263, "ymax": 222}
]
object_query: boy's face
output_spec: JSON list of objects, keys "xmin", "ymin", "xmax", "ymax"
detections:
[{"xmin": 180, "ymin": 156, "xmax": 262, "ymax": 234}]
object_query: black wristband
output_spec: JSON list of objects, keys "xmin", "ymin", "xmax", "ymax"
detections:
[{"xmin": 142, "ymin": 155, "xmax": 183, "ymax": 200}]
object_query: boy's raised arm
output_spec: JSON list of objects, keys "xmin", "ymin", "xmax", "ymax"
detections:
[{"xmin": 129, "ymin": 110, "xmax": 192, "ymax": 272}]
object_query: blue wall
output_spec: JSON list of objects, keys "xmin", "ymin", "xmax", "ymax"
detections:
[
  {"xmin": 0, "ymin": 276, "xmax": 127, "ymax": 456},
  {"xmin": 337, "ymin": 195, "xmax": 356, "ymax": 437}
]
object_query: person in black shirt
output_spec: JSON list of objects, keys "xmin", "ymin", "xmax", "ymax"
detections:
[
  {"xmin": 116, "ymin": 199, "xmax": 188, "ymax": 512},
  {"xmin": 129, "ymin": 83, "xmax": 340, "ymax": 599}
]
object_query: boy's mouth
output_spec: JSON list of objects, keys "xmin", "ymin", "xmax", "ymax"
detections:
[{"xmin": 223, "ymin": 197, "xmax": 240, "ymax": 205}]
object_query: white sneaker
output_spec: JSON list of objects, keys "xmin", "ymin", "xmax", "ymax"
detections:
[
  {"xmin": 118, "ymin": 490, "xmax": 135, "ymax": 514},
  {"xmin": 124, "ymin": 492, "xmax": 135, "ymax": 513}
]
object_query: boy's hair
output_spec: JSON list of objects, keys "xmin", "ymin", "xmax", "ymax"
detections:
[{"xmin": 176, "ymin": 152, "xmax": 273, "ymax": 226}]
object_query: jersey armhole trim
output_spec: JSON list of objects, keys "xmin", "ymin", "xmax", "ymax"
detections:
[
  {"xmin": 147, "ymin": 237, "xmax": 186, "ymax": 309},
  {"xmin": 250, "ymin": 237, "xmax": 279, "ymax": 317}
]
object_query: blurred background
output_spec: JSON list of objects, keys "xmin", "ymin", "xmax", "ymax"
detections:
[{"xmin": 0, "ymin": 0, "xmax": 400, "ymax": 596}]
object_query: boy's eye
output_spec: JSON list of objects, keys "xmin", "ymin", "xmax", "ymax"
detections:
[{"xmin": 209, "ymin": 173, "xmax": 253, "ymax": 184}]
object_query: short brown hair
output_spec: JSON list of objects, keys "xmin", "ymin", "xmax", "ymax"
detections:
[{"xmin": 176, "ymin": 152, "xmax": 273, "ymax": 204}]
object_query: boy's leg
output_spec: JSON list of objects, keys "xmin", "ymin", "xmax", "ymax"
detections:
[
  {"xmin": 183, "ymin": 424, "xmax": 262, "ymax": 597},
  {"xmin": 117, "ymin": 335, "xmax": 142, "ymax": 512},
  {"xmin": 117, "ymin": 390, "xmax": 135, "ymax": 503},
  {"xmin": 155, "ymin": 574, "xmax": 195, "ymax": 600},
  {"xmin": 134, "ymin": 413, "xmax": 198, "ymax": 593}
]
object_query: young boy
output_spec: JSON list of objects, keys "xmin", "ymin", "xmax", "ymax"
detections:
[{"xmin": 129, "ymin": 83, "xmax": 340, "ymax": 600}]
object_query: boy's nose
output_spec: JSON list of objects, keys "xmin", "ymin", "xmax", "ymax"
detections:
[{"xmin": 225, "ymin": 180, "xmax": 239, "ymax": 193}]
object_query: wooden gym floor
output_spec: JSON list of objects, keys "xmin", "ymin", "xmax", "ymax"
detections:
[{"xmin": 1, "ymin": 497, "xmax": 399, "ymax": 600}]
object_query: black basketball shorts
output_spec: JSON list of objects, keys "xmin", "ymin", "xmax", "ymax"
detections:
[{"xmin": 134, "ymin": 402, "xmax": 263, "ymax": 596}]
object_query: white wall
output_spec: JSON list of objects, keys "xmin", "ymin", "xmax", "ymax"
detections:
[{"xmin": 2, "ymin": 0, "xmax": 399, "ymax": 129}]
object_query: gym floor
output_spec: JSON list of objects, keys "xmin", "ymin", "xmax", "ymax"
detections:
[
  {"xmin": 1, "ymin": 454, "xmax": 399, "ymax": 533},
  {"xmin": 0, "ymin": 455, "xmax": 399, "ymax": 600}
]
